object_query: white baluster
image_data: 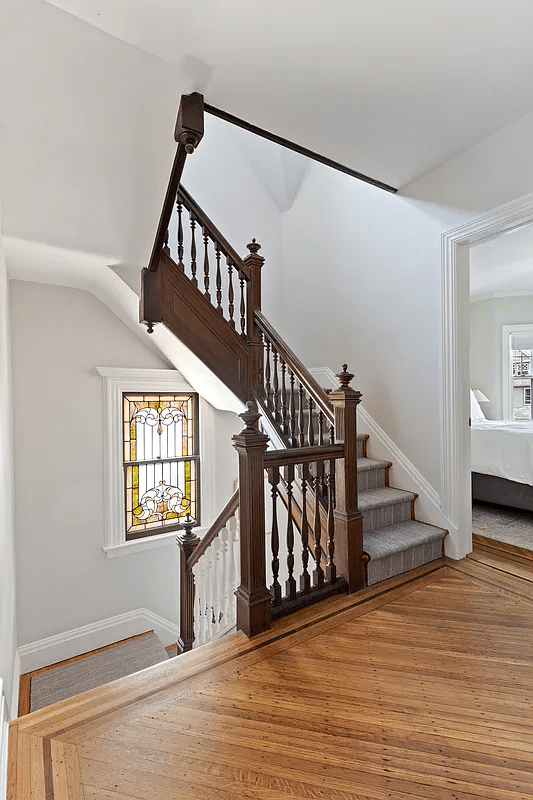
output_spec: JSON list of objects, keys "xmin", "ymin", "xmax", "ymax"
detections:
[
  {"xmin": 193, "ymin": 558, "xmax": 207, "ymax": 647},
  {"xmin": 228, "ymin": 513, "xmax": 239, "ymax": 630},
  {"xmin": 203, "ymin": 549, "xmax": 215, "ymax": 644},
  {"xmin": 219, "ymin": 526, "xmax": 230, "ymax": 634},
  {"xmin": 211, "ymin": 537, "xmax": 222, "ymax": 639}
]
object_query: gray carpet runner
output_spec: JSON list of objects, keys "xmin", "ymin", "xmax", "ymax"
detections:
[
  {"xmin": 30, "ymin": 632, "xmax": 169, "ymax": 711},
  {"xmin": 356, "ymin": 434, "xmax": 446, "ymax": 585}
]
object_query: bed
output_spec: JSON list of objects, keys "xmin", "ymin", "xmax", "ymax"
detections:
[{"xmin": 471, "ymin": 390, "xmax": 533, "ymax": 510}]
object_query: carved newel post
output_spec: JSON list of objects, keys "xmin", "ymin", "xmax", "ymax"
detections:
[
  {"xmin": 328, "ymin": 365, "xmax": 365, "ymax": 592},
  {"xmin": 233, "ymin": 402, "xmax": 272, "ymax": 637},
  {"xmin": 244, "ymin": 239, "xmax": 265, "ymax": 397},
  {"xmin": 176, "ymin": 514, "xmax": 201, "ymax": 652}
]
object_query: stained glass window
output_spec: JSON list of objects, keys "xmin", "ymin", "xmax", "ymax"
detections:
[{"xmin": 123, "ymin": 392, "xmax": 199, "ymax": 539}]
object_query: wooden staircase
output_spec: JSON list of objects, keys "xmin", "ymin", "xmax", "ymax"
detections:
[{"xmin": 139, "ymin": 91, "xmax": 446, "ymax": 644}]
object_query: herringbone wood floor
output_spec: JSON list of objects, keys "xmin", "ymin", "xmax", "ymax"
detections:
[{"xmin": 9, "ymin": 557, "xmax": 533, "ymax": 799}]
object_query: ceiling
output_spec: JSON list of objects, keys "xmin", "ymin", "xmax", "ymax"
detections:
[
  {"xmin": 470, "ymin": 224, "xmax": 533, "ymax": 301},
  {"xmin": 44, "ymin": 0, "xmax": 533, "ymax": 189}
]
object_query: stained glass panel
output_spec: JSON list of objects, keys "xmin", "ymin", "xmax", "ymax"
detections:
[{"xmin": 122, "ymin": 393, "xmax": 199, "ymax": 538}]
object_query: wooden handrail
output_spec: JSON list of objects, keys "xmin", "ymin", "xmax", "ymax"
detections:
[
  {"xmin": 178, "ymin": 186, "xmax": 251, "ymax": 282},
  {"xmin": 254, "ymin": 310, "xmax": 334, "ymax": 420},
  {"xmin": 264, "ymin": 443, "xmax": 344, "ymax": 468},
  {"xmin": 187, "ymin": 487, "xmax": 239, "ymax": 571}
]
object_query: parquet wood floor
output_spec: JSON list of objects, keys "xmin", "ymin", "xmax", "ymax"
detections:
[{"xmin": 9, "ymin": 559, "xmax": 533, "ymax": 799}]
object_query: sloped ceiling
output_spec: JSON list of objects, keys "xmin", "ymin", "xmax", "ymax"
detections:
[{"xmin": 43, "ymin": 0, "xmax": 533, "ymax": 189}]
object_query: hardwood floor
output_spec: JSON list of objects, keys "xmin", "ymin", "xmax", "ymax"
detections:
[{"xmin": 9, "ymin": 557, "xmax": 533, "ymax": 799}]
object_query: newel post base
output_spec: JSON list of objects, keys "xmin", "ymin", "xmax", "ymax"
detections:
[
  {"xmin": 233, "ymin": 401, "xmax": 272, "ymax": 637},
  {"xmin": 176, "ymin": 516, "xmax": 201, "ymax": 653},
  {"xmin": 328, "ymin": 365, "xmax": 365, "ymax": 593}
]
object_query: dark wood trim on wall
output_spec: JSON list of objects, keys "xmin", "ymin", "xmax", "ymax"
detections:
[{"xmin": 204, "ymin": 102, "xmax": 398, "ymax": 194}]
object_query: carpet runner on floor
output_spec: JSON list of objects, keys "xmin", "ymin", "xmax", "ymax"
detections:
[{"xmin": 30, "ymin": 632, "xmax": 169, "ymax": 711}]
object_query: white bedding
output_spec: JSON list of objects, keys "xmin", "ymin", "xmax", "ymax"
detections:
[{"xmin": 471, "ymin": 419, "xmax": 533, "ymax": 486}]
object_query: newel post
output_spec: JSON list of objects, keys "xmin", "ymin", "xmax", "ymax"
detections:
[
  {"xmin": 328, "ymin": 365, "xmax": 365, "ymax": 592},
  {"xmin": 176, "ymin": 514, "xmax": 201, "ymax": 652},
  {"xmin": 244, "ymin": 240, "xmax": 265, "ymax": 396},
  {"xmin": 233, "ymin": 401, "xmax": 272, "ymax": 637}
]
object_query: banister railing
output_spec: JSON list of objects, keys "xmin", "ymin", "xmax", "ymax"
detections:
[{"xmin": 187, "ymin": 487, "xmax": 239, "ymax": 571}]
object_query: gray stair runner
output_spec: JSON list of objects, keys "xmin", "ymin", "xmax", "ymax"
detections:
[{"xmin": 356, "ymin": 440, "xmax": 446, "ymax": 586}]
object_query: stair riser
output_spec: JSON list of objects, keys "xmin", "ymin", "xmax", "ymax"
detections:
[
  {"xmin": 366, "ymin": 539, "xmax": 443, "ymax": 586},
  {"xmin": 362, "ymin": 500, "xmax": 412, "ymax": 533},
  {"xmin": 358, "ymin": 466, "xmax": 388, "ymax": 492}
]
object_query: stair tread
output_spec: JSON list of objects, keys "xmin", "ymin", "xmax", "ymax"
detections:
[
  {"xmin": 358, "ymin": 486, "xmax": 414, "ymax": 510},
  {"xmin": 364, "ymin": 520, "xmax": 446, "ymax": 559},
  {"xmin": 357, "ymin": 457, "xmax": 392, "ymax": 472}
]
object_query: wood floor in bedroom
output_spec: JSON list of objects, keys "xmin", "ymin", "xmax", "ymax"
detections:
[{"xmin": 9, "ymin": 556, "xmax": 533, "ymax": 800}]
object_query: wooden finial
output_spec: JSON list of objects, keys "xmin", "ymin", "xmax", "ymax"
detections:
[
  {"xmin": 336, "ymin": 364, "xmax": 354, "ymax": 389},
  {"xmin": 239, "ymin": 400, "xmax": 261, "ymax": 432},
  {"xmin": 178, "ymin": 512, "xmax": 198, "ymax": 541},
  {"xmin": 247, "ymin": 239, "xmax": 261, "ymax": 254}
]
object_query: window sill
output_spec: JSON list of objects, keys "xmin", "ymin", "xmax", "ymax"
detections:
[{"xmin": 103, "ymin": 526, "xmax": 208, "ymax": 558}]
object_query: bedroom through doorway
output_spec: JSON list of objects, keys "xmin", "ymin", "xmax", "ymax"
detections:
[{"xmin": 469, "ymin": 224, "xmax": 533, "ymax": 553}]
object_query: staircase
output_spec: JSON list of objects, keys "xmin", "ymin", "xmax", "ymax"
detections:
[
  {"xmin": 356, "ymin": 434, "xmax": 445, "ymax": 585},
  {"xmin": 138, "ymin": 91, "xmax": 447, "ymax": 646}
]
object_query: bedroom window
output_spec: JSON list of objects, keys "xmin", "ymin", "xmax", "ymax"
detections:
[{"xmin": 503, "ymin": 325, "xmax": 533, "ymax": 421}]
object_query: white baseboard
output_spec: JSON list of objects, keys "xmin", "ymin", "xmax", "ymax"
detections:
[
  {"xmin": 17, "ymin": 609, "xmax": 179, "ymax": 674},
  {"xmin": 10, "ymin": 653, "xmax": 20, "ymax": 720},
  {"xmin": 308, "ymin": 366, "xmax": 454, "ymax": 538},
  {"xmin": 0, "ymin": 680, "xmax": 8, "ymax": 800}
]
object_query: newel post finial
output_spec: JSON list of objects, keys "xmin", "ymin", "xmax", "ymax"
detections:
[
  {"xmin": 175, "ymin": 92, "xmax": 204, "ymax": 154},
  {"xmin": 238, "ymin": 400, "xmax": 262, "ymax": 433},
  {"xmin": 336, "ymin": 364, "xmax": 355, "ymax": 390},
  {"xmin": 247, "ymin": 238, "xmax": 262, "ymax": 255}
]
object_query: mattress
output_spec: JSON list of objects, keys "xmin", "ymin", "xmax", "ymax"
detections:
[{"xmin": 471, "ymin": 419, "xmax": 533, "ymax": 486}]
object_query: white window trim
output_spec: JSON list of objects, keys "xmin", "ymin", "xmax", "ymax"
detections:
[
  {"xmin": 96, "ymin": 367, "xmax": 212, "ymax": 558},
  {"xmin": 502, "ymin": 324, "xmax": 533, "ymax": 421}
]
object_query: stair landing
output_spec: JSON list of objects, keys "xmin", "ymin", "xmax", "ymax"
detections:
[{"xmin": 9, "ymin": 557, "xmax": 533, "ymax": 800}]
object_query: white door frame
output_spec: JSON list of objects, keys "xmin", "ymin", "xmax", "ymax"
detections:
[{"xmin": 442, "ymin": 192, "xmax": 533, "ymax": 556}]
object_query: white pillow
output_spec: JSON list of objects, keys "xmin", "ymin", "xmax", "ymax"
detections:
[{"xmin": 470, "ymin": 389, "xmax": 486, "ymax": 422}]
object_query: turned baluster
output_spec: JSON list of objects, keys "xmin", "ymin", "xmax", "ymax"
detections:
[
  {"xmin": 280, "ymin": 358, "xmax": 287, "ymax": 434},
  {"xmin": 285, "ymin": 465, "xmax": 297, "ymax": 600},
  {"xmin": 312, "ymin": 470, "xmax": 325, "ymax": 588},
  {"xmin": 219, "ymin": 527, "xmax": 230, "ymax": 630},
  {"xmin": 239, "ymin": 276, "xmax": 246, "ymax": 336},
  {"xmin": 298, "ymin": 384, "xmax": 305, "ymax": 447},
  {"xmin": 214, "ymin": 242, "xmax": 223, "ymax": 314},
  {"xmin": 326, "ymin": 464, "xmax": 336, "ymax": 583},
  {"xmin": 163, "ymin": 229, "xmax": 170, "ymax": 256},
  {"xmin": 203, "ymin": 226, "xmax": 211, "ymax": 301},
  {"xmin": 300, "ymin": 471, "xmax": 311, "ymax": 593},
  {"xmin": 307, "ymin": 397, "xmax": 315, "ymax": 447},
  {"xmin": 190, "ymin": 213, "xmax": 198, "ymax": 286},
  {"xmin": 227, "ymin": 514, "xmax": 239, "ymax": 630},
  {"xmin": 227, "ymin": 259, "xmax": 235, "ymax": 328},
  {"xmin": 272, "ymin": 349, "xmax": 280, "ymax": 421},
  {"xmin": 289, "ymin": 370, "xmax": 297, "ymax": 448},
  {"xmin": 194, "ymin": 559, "xmax": 208, "ymax": 646},
  {"xmin": 264, "ymin": 339, "xmax": 272, "ymax": 410},
  {"xmin": 268, "ymin": 466, "xmax": 282, "ymax": 605},
  {"xmin": 176, "ymin": 200, "xmax": 185, "ymax": 272},
  {"xmin": 211, "ymin": 538, "xmax": 222, "ymax": 638},
  {"xmin": 176, "ymin": 515, "xmax": 200, "ymax": 653}
]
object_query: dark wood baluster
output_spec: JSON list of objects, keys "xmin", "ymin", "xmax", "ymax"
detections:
[
  {"xmin": 289, "ymin": 370, "xmax": 296, "ymax": 447},
  {"xmin": 317, "ymin": 410, "xmax": 325, "ymax": 496},
  {"xmin": 330, "ymin": 424, "xmax": 335, "ymax": 445},
  {"xmin": 312, "ymin": 468, "xmax": 324, "ymax": 588},
  {"xmin": 280, "ymin": 359, "xmax": 287, "ymax": 434},
  {"xmin": 264, "ymin": 339, "xmax": 272, "ymax": 410},
  {"xmin": 176, "ymin": 200, "xmax": 184, "ymax": 272},
  {"xmin": 190, "ymin": 214, "xmax": 198, "ymax": 287},
  {"xmin": 298, "ymin": 384, "xmax": 305, "ymax": 447},
  {"xmin": 326, "ymin": 463, "xmax": 336, "ymax": 583},
  {"xmin": 214, "ymin": 242, "xmax": 223, "ymax": 313},
  {"xmin": 285, "ymin": 465, "xmax": 296, "ymax": 600},
  {"xmin": 239, "ymin": 276, "xmax": 246, "ymax": 336},
  {"xmin": 227, "ymin": 259, "xmax": 235, "ymax": 328},
  {"xmin": 203, "ymin": 226, "xmax": 211, "ymax": 301},
  {"xmin": 163, "ymin": 230, "xmax": 170, "ymax": 256},
  {"xmin": 272, "ymin": 348, "xmax": 280, "ymax": 421},
  {"xmin": 268, "ymin": 466, "xmax": 282, "ymax": 606},
  {"xmin": 307, "ymin": 396, "xmax": 315, "ymax": 447},
  {"xmin": 300, "ymin": 470, "xmax": 311, "ymax": 593}
]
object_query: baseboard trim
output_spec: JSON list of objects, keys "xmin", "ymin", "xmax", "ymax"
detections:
[
  {"xmin": 0, "ymin": 680, "xmax": 8, "ymax": 800},
  {"xmin": 10, "ymin": 652, "xmax": 20, "ymax": 720},
  {"xmin": 308, "ymin": 366, "xmax": 444, "ymax": 513},
  {"xmin": 17, "ymin": 609, "xmax": 179, "ymax": 674}
]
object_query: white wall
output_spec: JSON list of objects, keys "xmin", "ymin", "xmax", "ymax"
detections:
[
  {"xmin": 10, "ymin": 280, "xmax": 238, "ymax": 651},
  {"xmin": 0, "ymin": 208, "xmax": 17, "ymax": 717},
  {"xmin": 470, "ymin": 295, "xmax": 533, "ymax": 420}
]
